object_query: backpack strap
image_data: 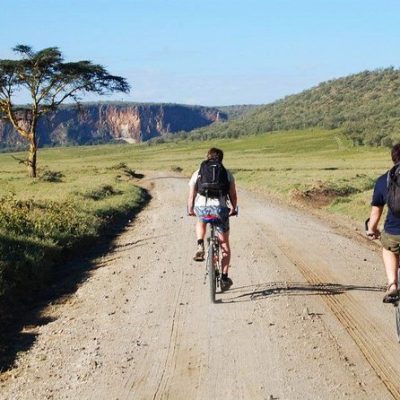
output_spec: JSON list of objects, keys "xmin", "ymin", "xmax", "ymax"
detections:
[{"xmin": 388, "ymin": 164, "xmax": 400, "ymax": 187}]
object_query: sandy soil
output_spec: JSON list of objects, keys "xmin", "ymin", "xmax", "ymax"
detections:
[{"xmin": 1, "ymin": 172, "xmax": 400, "ymax": 400}]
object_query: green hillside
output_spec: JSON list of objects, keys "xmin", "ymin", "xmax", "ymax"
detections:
[
  {"xmin": 189, "ymin": 68, "xmax": 400, "ymax": 146},
  {"xmin": 216, "ymin": 104, "xmax": 260, "ymax": 119}
]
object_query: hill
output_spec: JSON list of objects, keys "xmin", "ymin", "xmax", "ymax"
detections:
[
  {"xmin": 216, "ymin": 104, "xmax": 260, "ymax": 119},
  {"xmin": 188, "ymin": 68, "xmax": 400, "ymax": 146}
]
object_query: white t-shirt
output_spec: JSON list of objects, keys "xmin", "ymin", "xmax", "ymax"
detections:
[{"xmin": 188, "ymin": 168, "xmax": 235, "ymax": 207}]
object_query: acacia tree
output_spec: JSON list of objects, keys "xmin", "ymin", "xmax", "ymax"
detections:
[{"xmin": 0, "ymin": 45, "xmax": 130, "ymax": 177}]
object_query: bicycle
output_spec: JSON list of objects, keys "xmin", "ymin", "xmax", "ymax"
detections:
[
  {"xmin": 196, "ymin": 209, "xmax": 238, "ymax": 303},
  {"xmin": 365, "ymin": 218, "xmax": 400, "ymax": 342}
]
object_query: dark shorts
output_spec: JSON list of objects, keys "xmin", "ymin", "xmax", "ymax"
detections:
[
  {"xmin": 194, "ymin": 206, "xmax": 230, "ymax": 233},
  {"xmin": 381, "ymin": 230, "xmax": 400, "ymax": 253}
]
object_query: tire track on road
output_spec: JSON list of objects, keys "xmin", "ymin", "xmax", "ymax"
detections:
[
  {"xmin": 151, "ymin": 263, "xmax": 186, "ymax": 400},
  {"xmin": 278, "ymin": 244, "xmax": 400, "ymax": 399}
]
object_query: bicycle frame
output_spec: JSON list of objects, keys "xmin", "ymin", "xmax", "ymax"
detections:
[{"xmin": 206, "ymin": 221, "xmax": 221, "ymax": 303}]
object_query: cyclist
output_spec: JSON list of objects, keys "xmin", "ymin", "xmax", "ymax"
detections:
[
  {"xmin": 187, "ymin": 147, "xmax": 238, "ymax": 290},
  {"xmin": 367, "ymin": 143, "xmax": 400, "ymax": 303}
]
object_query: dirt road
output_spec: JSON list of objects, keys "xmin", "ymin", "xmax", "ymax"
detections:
[{"xmin": 1, "ymin": 173, "xmax": 400, "ymax": 400}]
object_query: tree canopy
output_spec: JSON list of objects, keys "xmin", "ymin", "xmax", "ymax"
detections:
[{"xmin": 0, "ymin": 44, "xmax": 130, "ymax": 176}]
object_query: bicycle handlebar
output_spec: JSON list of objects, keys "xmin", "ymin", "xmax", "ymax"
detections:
[
  {"xmin": 187, "ymin": 206, "xmax": 239, "ymax": 217},
  {"xmin": 365, "ymin": 218, "xmax": 370, "ymax": 233},
  {"xmin": 365, "ymin": 217, "xmax": 380, "ymax": 239}
]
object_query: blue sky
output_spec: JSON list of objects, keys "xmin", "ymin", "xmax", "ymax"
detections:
[{"xmin": 1, "ymin": 0, "xmax": 400, "ymax": 106}]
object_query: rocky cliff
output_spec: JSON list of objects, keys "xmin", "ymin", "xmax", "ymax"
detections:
[{"xmin": 0, "ymin": 103, "xmax": 226, "ymax": 148}]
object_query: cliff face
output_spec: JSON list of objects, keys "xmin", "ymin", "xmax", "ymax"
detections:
[{"xmin": 0, "ymin": 103, "xmax": 226, "ymax": 148}]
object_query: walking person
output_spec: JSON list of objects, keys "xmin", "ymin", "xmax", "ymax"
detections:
[
  {"xmin": 187, "ymin": 147, "xmax": 237, "ymax": 290},
  {"xmin": 367, "ymin": 143, "xmax": 400, "ymax": 302}
]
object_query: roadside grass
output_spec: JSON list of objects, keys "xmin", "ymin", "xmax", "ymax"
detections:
[
  {"xmin": 0, "ymin": 157, "xmax": 148, "ymax": 308},
  {"xmin": 0, "ymin": 128, "xmax": 391, "ymax": 306}
]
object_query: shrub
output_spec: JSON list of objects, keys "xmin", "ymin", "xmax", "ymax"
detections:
[
  {"xmin": 110, "ymin": 162, "xmax": 128, "ymax": 170},
  {"xmin": 109, "ymin": 162, "xmax": 143, "ymax": 179},
  {"xmin": 39, "ymin": 169, "xmax": 65, "ymax": 182},
  {"xmin": 83, "ymin": 185, "xmax": 122, "ymax": 201}
]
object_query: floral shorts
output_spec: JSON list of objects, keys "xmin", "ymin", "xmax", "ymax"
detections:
[{"xmin": 194, "ymin": 206, "xmax": 230, "ymax": 233}]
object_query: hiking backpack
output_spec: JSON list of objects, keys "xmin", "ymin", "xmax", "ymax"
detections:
[
  {"xmin": 387, "ymin": 164, "xmax": 400, "ymax": 217},
  {"xmin": 196, "ymin": 159, "xmax": 230, "ymax": 198}
]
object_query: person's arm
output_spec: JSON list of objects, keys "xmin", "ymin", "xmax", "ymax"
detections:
[
  {"xmin": 187, "ymin": 185, "xmax": 197, "ymax": 216},
  {"xmin": 228, "ymin": 182, "xmax": 237, "ymax": 215},
  {"xmin": 367, "ymin": 205, "xmax": 383, "ymax": 238},
  {"xmin": 187, "ymin": 170, "xmax": 199, "ymax": 216},
  {"xmin": 367, "ymin": 174, "xmax": 386, "ymax": 238}
]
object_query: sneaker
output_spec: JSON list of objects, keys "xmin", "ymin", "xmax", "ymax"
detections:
[
  {"xmin": 220, "ymin": 276, "xmax": 233, "ymax": 291},
  {"xmin": 193, "ymin": 244, "xmax": 205, "ymax": 261},
  {"xmin": 383, "ymin": 282, "xmax": 399, "ymax": 303}
]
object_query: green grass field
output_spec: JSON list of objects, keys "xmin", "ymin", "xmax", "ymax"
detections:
[
  {"xmin": 0, "ymin": 128, "xmax": 392, "ymax": 306},
  {"xmin": 0, "ymin": 128, "xmax": 391, "ymax": 218}
]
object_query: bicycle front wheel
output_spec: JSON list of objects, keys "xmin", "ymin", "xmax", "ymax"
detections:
[{"xmin": 207, "ymin": 244, "xmax": 216, "ymax": 303}]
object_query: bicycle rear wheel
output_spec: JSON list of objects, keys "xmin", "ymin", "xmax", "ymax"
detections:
[{"xmin": 207, "ymin": 244, "xmax": 216, "ymax": 303}]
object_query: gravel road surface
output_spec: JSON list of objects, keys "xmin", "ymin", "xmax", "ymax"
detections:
[{"xmin": 1, "ymin": 173, "xmax": 399, "ymax": 400}]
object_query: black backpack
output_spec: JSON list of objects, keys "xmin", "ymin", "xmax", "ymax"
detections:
[
  {"xmin": 387, "ymin": 164, "xmax": 400, "ymax": 217},
  {"xmin": 196, "ymin": 159, "xmax": 230, "ymax": 198}
]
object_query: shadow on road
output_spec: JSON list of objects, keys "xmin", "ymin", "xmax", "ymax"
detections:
[{"xmin": 220, "ymin": 281, "xmax": 384, "ymax": 303}]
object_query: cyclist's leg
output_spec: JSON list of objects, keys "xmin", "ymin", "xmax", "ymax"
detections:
[
  {"xmin": 215, "ymin": 207, "xmax": 231, "ymax": 274},
  {"xmin": 196, "ymin": 219, "xmax": 207, "ymax": 242},
  {"xmin": 217, "ymin": 230, "xmax": 231, "ymax": 274},
  {"xmin": 382, "ymin": 248, "xmax": 399, "ymax": 291},
  {"xmin": 218, "ymin": 230, "xmax": 233, "ymax": 291},
  {"xmin": 192, "ymin": 219, "xmax": 206, "ymax": 261},
  {"xmin": 193, "ymin": 207, "xmax": 208, "ymax": 261},
  {"xmin": 381, "ymin": 231, "xmax": 400, "ymax": 299}
]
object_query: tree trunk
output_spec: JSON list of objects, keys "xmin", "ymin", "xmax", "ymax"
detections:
[{"xmin": 27, "ymin": 141, "xmax": 37, "ymax": 178}]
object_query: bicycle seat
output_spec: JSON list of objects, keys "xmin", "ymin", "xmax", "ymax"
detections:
[{"xmin": 201, "ymin": 214, "xmax": 221, "ymax": 223}]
